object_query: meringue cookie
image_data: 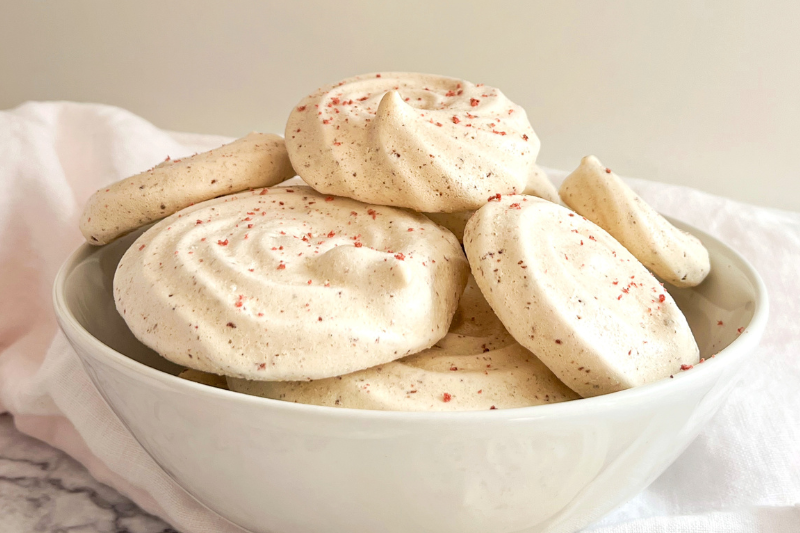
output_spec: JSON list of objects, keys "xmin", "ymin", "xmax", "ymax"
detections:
[
  {"xmin": 285, "ymin": 72, "xmax": 541, "ymax": 213},
  {"xmin": 228, "ymin": 276, "xmax": 578, "ymax": 411},
  {"xmin": 425, "ymin": 165, "xmax": 558, "ymax": 241},
  {"xmin": 80, "ymin": 133, "xmax": 295, "ymax": 245},
  {"xmin": 560, "ymin": 156, "xmax": 710, "ymax": 287},
  {"xmin": 115, "ymin": 186, "xmax": 469, "ymax": 381},
  {"xmin": 423, "ymin": 210, "xmax": 474, "ymax": 242},
  {"xmin": 463, "ymin": 195, "xmax": 699, "ymax": 397},
  {"xmin": 523, "ymin": 164, "xmax": 560, "ymax": 203}
]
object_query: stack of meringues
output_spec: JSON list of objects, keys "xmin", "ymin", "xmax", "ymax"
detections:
[{"xmin": 80, "ymin": 72, "xmax": 709, "ymax": 411}]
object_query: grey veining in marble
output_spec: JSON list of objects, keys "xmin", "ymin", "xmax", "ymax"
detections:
[{"xmin": 0, "ymin": 414, "xmax": 176, "ymax": 533}]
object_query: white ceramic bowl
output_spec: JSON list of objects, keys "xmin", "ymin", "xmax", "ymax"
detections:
[{"xmin": 54, "ymin": 218, "xmax": 767, "ymax": 533}]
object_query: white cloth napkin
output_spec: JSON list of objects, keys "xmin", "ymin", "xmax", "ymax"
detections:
[{"xmin": 0, "ymin": 102, "xmax": 797, "ymax": 533}]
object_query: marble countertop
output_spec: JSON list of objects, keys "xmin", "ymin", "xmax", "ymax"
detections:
[{"xmin": 0, "ymin": 414, "xmax": 175, "ymax": 533}]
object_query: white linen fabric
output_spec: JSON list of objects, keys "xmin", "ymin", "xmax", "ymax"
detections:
[{"xmin": 0, "ymin": 102, "xmax": 797, "ymax": 533}]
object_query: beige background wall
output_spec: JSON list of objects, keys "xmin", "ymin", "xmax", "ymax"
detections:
[{"xmin": 2, "ymin": 1, "xmax": 798, "ymax": 211}]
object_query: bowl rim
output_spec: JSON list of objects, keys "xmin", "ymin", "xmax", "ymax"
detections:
[{"xmin": 53, "ymin": 216, "xmax": 770, "ymax": 422}]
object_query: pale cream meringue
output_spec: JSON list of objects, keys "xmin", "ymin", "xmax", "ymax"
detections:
[
  {"xmin": 560, "ymin": 156, "xmax": 710, "ymax": 287},
  {"xmin": 423, "ymin": 211, "xmax": 474, "ymax": 242},
  {"xmin": 114, "ymin": 186, "xmax": 469, "ymax": 381},
  {"xmin": 285, "ymin": 72, "xmax": 541, "ymax": 213},
  {"xmin": 464, "ymin": 195, "xmax": 699, "ymax": 397},
  {"xmin": 80, "ymin": 133, "xmax": 295, "ymax": 245},
  {"xmin": 523, "ymin": 164, "xmax": 560, "ymax": 203},
  {"xmin": 227, "ymin": 276, "xmax": 578, "ymax": 411},
  {"xmin": 425, "ymin": 164, "xmax": 559, "ymax": 241}
]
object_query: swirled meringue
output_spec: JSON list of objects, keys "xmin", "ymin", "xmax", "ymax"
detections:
[
  {"xmin": 114, "ymin": 186, "xmax": 469, "ymax": 381},
  {"xmin": 81, "ymin": 133, "xmax": 295, "ymax": 245},
  {"xmin": 560, "ymin": 156, "xmax": 710, "ymax": 287},
  {"xmin": 425, "ymin": 164, "xmax": 558, "ymax": 241},
  {"xmin": 228, "ymin": 276, "xmax": 578, "ymax": 411},
  {"xmin": 464, "ymin": 195, "xmax": 699, "ymax": 397},
  {"xmin": 285, "ymin": 72, "xmax": 541, "ymax": 213}
]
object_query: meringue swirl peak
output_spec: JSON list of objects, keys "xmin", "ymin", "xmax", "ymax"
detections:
[
  {"xmin": 114, "ymin": 186, "xmax": 469, "ymax": 381},
  {"xmin": 285, "ymin": 72, "xmax": 541, "ymax": 213}
]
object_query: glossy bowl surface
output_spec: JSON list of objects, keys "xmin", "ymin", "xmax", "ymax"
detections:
[{"xmin": 53, "ymin": 218, "xmax": 768, "ymax": 533}]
